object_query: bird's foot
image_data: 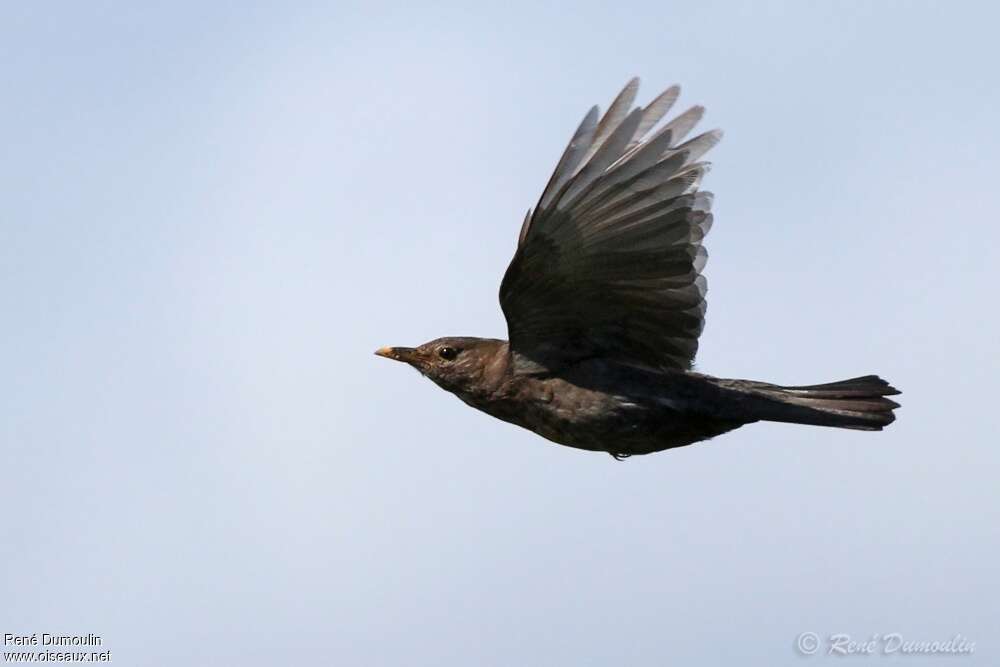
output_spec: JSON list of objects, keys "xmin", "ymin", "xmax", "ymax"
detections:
[{"xmin": 609, "ymin": 452, "xmax": 631, "ymax": 461}]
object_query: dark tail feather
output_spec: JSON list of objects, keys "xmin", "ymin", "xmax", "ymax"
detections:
[{"xmin": 737, "ymin": 375, "xmax": 901, "ymax": 431}]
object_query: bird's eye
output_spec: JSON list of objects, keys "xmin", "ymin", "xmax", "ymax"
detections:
[{"xmin": 438, "ymin": 346, "xmax": 458, "ymax": 361}]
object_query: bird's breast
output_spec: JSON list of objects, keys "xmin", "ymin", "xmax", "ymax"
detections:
[{"xmin": 464, "ymin": 375, "xmax": 645, "ymax": 451}]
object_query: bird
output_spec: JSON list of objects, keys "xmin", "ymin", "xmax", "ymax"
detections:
[{"xmin": 375, "ymin": 78, "xmax": 900, "ymax": 459}]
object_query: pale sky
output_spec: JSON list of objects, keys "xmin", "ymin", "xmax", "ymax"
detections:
[{"xmin": 3, "ymin": 2, "xmax": 998, "ymax": 665}]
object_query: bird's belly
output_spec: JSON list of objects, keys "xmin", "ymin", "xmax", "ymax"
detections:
[{"xmin": 482, "ymin": 380, "xmax": 725, "ymax": 455}]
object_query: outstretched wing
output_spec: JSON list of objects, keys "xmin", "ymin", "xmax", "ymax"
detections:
[{"xmin": 500, "ymin": 78, "xmax": 720, "ymax": 372}]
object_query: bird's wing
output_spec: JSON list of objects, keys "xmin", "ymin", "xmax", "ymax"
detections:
[{"xmin": 500, "ymin": 78, "xmax": 720, "ymax": 372}]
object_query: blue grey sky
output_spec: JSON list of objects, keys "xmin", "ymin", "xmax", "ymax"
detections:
[{"xmin": 3, "ymin": 1, "xmax": 998, "ymax": 665}]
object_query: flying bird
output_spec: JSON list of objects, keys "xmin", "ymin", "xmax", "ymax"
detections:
[{"xmin": 376, "ymin": 78, "xmax": 900, "ymax": 459}]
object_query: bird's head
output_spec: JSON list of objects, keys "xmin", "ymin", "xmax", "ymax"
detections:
[{"xmin": 374, "ymin": 336, "xmax": 507, "ymax": 395}]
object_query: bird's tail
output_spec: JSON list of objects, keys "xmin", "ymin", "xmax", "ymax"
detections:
[{"xmin": 731, "ymin": 375, "xmax": 901, "ymax": 430}]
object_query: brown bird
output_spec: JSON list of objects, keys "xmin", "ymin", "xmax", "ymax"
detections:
[{"xmin": 376, "ymin": 78, "xmax": 900, "ymax": 459}]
